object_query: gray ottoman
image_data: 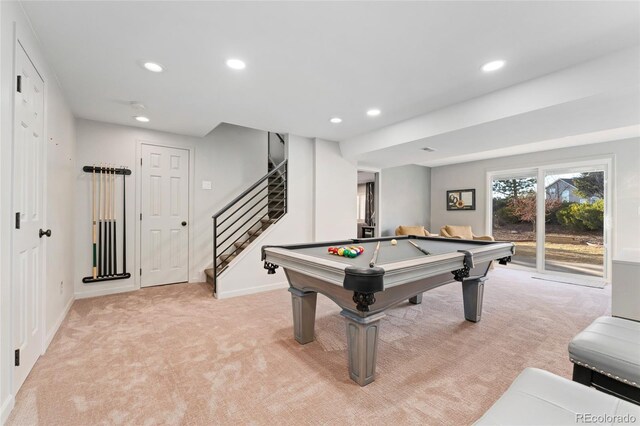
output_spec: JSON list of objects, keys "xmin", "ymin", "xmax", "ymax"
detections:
[
  {"xmin": 569, "ymin": 316, "xmax": 640, "ymax": 404},
  {"xmin": 475, "ymin": 368, "xmax": 640, "ymax": 425}
]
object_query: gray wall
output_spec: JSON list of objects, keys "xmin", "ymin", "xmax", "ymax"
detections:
[
  {"xmin": 380, "ymin": 165, "xmax": 431, "ymax": 236},
  {"xmin": 430, "ymin": 138, "xmax": 640, "ymax": 256}
]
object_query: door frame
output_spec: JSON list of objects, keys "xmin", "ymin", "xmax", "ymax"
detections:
[
  {"xmin": 135, "ymin": 140, "xmax": 196, "ymax": 289},
  {"xmin": 357, "ymin": 165, "xmax": 382, "ymax": 237},
  {"xmin": 486, "ymin": 155, "xmax": 614, "ymax": 282},
  {"xmin": 9, "ymin": 37, "xmax": 48, "ymax": 395}
]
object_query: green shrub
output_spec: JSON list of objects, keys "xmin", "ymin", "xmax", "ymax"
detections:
[
  {"xmin": 493, "ymin": 199, "xmax": 520, "ymax": 226},
  {"xmin": 556, "ymin": 200, "xmax": 604, "ymax": 231},
  {"xmin": 546, "ymin": 201, "xmax": 568, "ymax": 225}
]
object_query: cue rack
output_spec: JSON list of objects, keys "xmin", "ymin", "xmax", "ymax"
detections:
[{"xmin": 82, "ymin": 165, "xmax": 132, "ymax": 283}]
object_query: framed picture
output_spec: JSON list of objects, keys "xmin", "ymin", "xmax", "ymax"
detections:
[{"xmin": 447, "ymin": 189, "xmax": 476, "ymax": 211}]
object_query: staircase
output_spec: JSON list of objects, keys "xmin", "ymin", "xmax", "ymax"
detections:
[{"xmin": 205, "ymin": 133, "xmax": 287, "ymax": 296}]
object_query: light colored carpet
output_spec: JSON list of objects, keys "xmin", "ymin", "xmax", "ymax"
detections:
[{"xmin": 7, "ymin": 268, "xmax": 610, "ymax": 426}]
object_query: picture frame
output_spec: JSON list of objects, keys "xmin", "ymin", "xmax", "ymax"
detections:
[{"xmin": 447, "ymin": 189, "xmax": 476, "ymax": 211}]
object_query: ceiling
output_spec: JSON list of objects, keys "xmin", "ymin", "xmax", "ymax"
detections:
[
  {"xmin": 21, "ymin": 1, "xmax": 640, "ymax": 142},
  {"xmin": 357, "ymin": 89, "xmax": 640, "ymax": 168}
]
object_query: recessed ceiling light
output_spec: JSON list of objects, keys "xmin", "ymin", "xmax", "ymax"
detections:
[
  {"xmin": 226, "ymin": 59, "xmax": 246, "ymax": 70},
  {"xmin": 134, "ymin": 116, "xmax": 150, "ymax": 123},
  {"xmin": 482, "ymin": 60, "xmax": 506, "ymax": 72},
  {"xmin": 143, "ymin": 62, "xmax": 164, "ymax": 73},
  {"xmin": 329, "ymin": 117, "xmax": 342, "ymax": 124},
  {"xmin": 367, "ymin": 109, "xmax": 381, "ymax": 117}
]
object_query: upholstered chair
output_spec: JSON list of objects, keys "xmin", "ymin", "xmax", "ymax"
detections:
[
  {"xmin": 395, "ymin": 225, "xmax": 438, "ymax": 237},
  {"xmin": 439, "ymin": 225, "xmax": 494, "ymax": 241}
]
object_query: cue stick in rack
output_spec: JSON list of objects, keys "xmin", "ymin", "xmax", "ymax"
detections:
[
  {"xmin": 122, "ymin": 166, "xmax": 127, "ymax": 274},
  {"xmin": 98, "ymin": 166, "xmax": 103, "ymax": 277},
  {"xmin": 107, "ymin": 167, "xmax": 112, "ymax": 276},
  {"xmin": 92, "ymin": 166, "xmax": 97, "ymax": 279},
  {"xmin": 369, "ymin": 241, "xmax": 381, "ymax": 267},
  {"xmin": 113, "ymin": 167, "xmax": 117, "ymax": 275},
  {"xmin": 103, "ymin": 166, "xmax": 108, "ymax": 276},
  {"xmin": 408, "ymin": 240, "xmax": 431, "ymax": 256}
]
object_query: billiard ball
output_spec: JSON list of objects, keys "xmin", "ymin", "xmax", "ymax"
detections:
[{"xmin": 391, "ymin": 239, "xmax": 398, "ymax": 246}]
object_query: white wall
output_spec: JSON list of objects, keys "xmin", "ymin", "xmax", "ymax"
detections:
[
  {"xmin": 218, "ymin": 136, "xmax": 360, "ymax": 297},
  {"xmin": 44, "ymin": 78, "xmax": 77, "ymax": 347},
  {"xmin": 430, "ymin": 138, "xmax": 640, "ymax": 256},
  {"xmin": 0, "ymin": 2, "xmax": 76, "ymax": 422},
  {"xmin": 73, "ymin": 119, "xmax": 267, "ymax": 299},
  {"xmin": 314, "ymin": 138, "xmax": 357, "ymax": 241},
  {"xmin": 217, "ymin": 135, "xmax": 315, "ymax": 298},
  {"xmin": 380, "ymin": 165, "xmax": 431, "ymax": 236}
]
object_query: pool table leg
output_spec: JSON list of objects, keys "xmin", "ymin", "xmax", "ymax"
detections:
[
  {"xmin": 409, "ymin": 293, "xmax": 423, "ymax": 304},
  {"xmin": 341, "ymin": 310, "xmax": 385, "ymax": 386},
  {"xmin": 289, "ymin": 287, "xmax": 317, "ymax": 344},
  {"xmin": 462, "ymin": 277, "xmax": 486, "ymax": 322}
]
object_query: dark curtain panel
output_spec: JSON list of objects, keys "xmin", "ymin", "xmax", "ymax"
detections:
[{"xmin": 365, "ymin": 182, "xmax": 375, "ymax": 226}]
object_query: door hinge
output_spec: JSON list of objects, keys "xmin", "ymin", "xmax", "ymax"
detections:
[
  {"xmin": 15, "ymin": 212, "xmax": 20, "ymax": 229},
  {"xmin": 139, "ymin": 268, "xmax": 142, "ymax": 276},
  {"xmin": 16, "ymin": 75, "xmax": 21, "ymax": 93},
  {"xmin": 140, "ymin": 158, "xmax": 142, "ymax": 166},
  {"xmin": 140, "ymin": 213, "xmax": 142, "ymax": 221},
  {"xmin": 14, "ymin": 349, "xmax": 20, "ymax": 366}
]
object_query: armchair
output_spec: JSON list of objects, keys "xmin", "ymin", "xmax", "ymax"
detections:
[
  {"xmin": 439, "ymin": 225, "xmax": 494, "ymax": 241},
  {"xmin": 395, "ymin": 225, "xmax": 438, "ymax": 237}
]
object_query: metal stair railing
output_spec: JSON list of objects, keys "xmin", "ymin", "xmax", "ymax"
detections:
[{"xmin": 211, "ymin": 159, "xmax": 287, "ymax": 292}]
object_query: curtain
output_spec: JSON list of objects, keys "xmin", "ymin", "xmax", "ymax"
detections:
[{"xmin": 365, "ymin": 182, "xmax": 375, "ymax": 226}]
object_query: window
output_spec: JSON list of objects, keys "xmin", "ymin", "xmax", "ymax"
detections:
[{"xmin": 561, "ymin": 189, "xmax": 570, "ymax": 202}]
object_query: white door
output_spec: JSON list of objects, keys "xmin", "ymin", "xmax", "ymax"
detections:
[
  {"xmin": 12, "ymin": 43, "xmax": 45, "ymax": 392},
  {"xmin": 140, "ymin": 144, "xmax": 190, "ymax": 287}
]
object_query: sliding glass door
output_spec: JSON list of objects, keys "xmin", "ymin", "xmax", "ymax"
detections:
[
  {"xmin": 491, "ymin": 173, "xmax": 538, "ymax": 269},
  {"xmin": 489, "ymin": 160, "xmax": 610, "ymax": 282},
  {"xmin": 543, "ymin": 168, "xmax": 605, "ymax": 278}
]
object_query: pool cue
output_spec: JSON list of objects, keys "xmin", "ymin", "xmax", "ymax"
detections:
[
  {"xmin": 122, "ymin": 167, "xmax": 127, "ymax": 274},
  {"xmin": 369, "ymin": 241, "xmax": 381, "ymax": 267},
  {"xmin": 92, "ymin": 166, "xmax": 97, "ymax": 279},
  {"xmin": 102, "ymin": 165, "xmax": 107, "ymax": 276},
  {"xmin": 107, "ymin": 166, "xmax": 112, "ymax": 276},
  {"xmin": 98, "ymin": 166, "xmax": 103, "ymax": 277},
  {"xmin": 408, "ymin": 240, "xmax": 431, "ymax": 256},
  {"xmin": 112, "ymin": 167, "xmax": 117, "ymax": 275}
]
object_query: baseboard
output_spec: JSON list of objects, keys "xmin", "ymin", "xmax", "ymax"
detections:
[
  {"xmin": 216, "ymin": 281, "xmax": 288, "ymax": 299},
  {"xmin": 75, "ymin": 283, "xmax": 137, "ymax": 299},
  {"xmin": 44, "ymin": 295, "xmax": 75, "ymax": 352},
  {"xmin": 1, "ymin": 395, "xmax": 15, "ymax": 425}
]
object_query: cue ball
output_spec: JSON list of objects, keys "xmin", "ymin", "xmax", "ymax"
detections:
[{"xmin": 391, "ymin": 239, "xmax": 398, "ymax": 246}]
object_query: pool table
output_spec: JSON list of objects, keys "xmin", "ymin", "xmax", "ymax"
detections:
[{"xmin": 261, "ymin": 235, "xmax": 515, "ymax": 386}]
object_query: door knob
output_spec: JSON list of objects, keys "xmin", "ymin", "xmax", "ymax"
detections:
[
  {"xmin": 181, "ymin": 221, "xmax": 187, "ymax": 227},
  {"xmin": 39, "ymin": 229, "xmax": 51, "ymax": 238}
]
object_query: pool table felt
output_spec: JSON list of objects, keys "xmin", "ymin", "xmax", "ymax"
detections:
[{"xmin": 291, "ymin": 238, "xmax": 489, "ymax": 269}]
